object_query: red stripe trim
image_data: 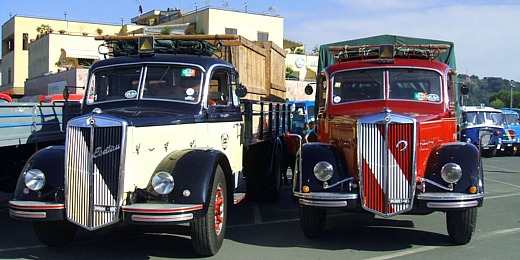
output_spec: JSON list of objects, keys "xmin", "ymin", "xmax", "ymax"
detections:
[{"xmin": 122, "ymin": 205, "xmax": 203, "ymax": 213}]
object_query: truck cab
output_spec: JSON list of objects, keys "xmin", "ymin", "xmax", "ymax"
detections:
[
  {"xmin": 293, "ymin": 36, "xmax": 483, "ymax": 245},
  {"xmin": 459, "ymin": 105, "xmax": 504, "ymax": 157},
  {"xmin": 500, "ymin": 108, "xmax": 520, "ymax": 155},
  {"xmin": 290, "ymin": 100, "xmax": 315, "ymax": 136}
]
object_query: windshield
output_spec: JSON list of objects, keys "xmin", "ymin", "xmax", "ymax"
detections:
[
  {"xmin": 463, "ymin": 111, "xmax": 503, "ymax": 125},
  {"xmin": 331, "ymin": 68, "xmax": 442, "ymax": 104},
  {"xmin": 389, "ymin": 69, "xmax": 441, "ymax": 102},
  {"xmin": 86, "ymin": 65, "xmax": 202, "ymax": 104},
  {"xmin": 503, "ymin": 113, "xmax": 519, "ymax": 125},
  {"xmin": 332, "ymin": 70, "xmax": 383, "ymax": 103}
]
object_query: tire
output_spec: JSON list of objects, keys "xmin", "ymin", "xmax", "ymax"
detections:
[
  {"xmin": 245, "ymin": 147, "xmax": 282, "ymax": 202},
  {"xmin": 191, "ymin": 165, "xmax": 227, "ymax": 256},
  {"xmin": 446, "ymin": 207, "xmax": 478, "ymax": 245},
  {"xmin": 299, "ymin": 205, "xmax": 326, "ymax": 238},
  {"xmin": 481, "ymin": 147, "xmax": 496, "ymax": 158},
  {"xmin": 33, "ymin": 220, "xmax": 78, "ymax": 246},
  {"xmin": 264, "ymin": 149, "xmax": 282, "ymax": 202}
]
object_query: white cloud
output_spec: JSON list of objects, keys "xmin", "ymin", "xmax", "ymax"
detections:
[{"xmin": 284, "ymin": 1, "xmax": 520, "ymax": 81}]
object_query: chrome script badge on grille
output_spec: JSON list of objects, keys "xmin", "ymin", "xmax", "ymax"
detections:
[{"xmin": 93, "ymin": 144, "xmax": 121, "ymax": 158}]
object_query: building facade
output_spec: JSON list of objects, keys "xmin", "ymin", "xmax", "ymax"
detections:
[{"xmin": 1, "ymin": 16, "xmax": 135, "ymax": 97}]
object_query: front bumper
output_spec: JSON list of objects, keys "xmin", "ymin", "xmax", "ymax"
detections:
[
  {"xmin": 122, "ymin": 203, "xmax": 203, "ymax": 223},
  {"xmin": 9, "ymin": 200, "xmax": 205, "ymax": 224},
  {"xmin": 293, "ymin": 191, "xmax": 483, "ymax": 211},
  {"xmin": 9, "ymin": 201, "xmax": 65, "ymax": 220}
]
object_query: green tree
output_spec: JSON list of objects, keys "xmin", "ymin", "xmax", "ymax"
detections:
[{"xmin": 490, "ymin": 99, "xmax": 505, "ymax": 108}]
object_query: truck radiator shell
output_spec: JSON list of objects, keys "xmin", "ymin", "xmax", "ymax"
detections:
[
  {"xmin": 65, "ymin": 115, "xmax": 126, "ymax": 230},
  {"xmin": 358, "ymin": 114, "xmax": 416, "ymax": 217}
]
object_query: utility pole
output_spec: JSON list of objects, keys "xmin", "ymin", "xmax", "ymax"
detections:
[{"xmin": 511, "ymin": 80, "xmax": 515, "ymax": 109}]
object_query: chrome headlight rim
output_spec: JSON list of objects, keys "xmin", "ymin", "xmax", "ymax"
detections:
[
  {"xmin": 313, "ymin": 161, "xmax": 334, "ymax": 182},
  {"xmin": 24, "ymin": 169, "xmax": 46, "ymax": 191},
  {"xmin": 152, "ymin": 171, "xmax": 175, "ymax": 195},
  {"xmin": 440, "ymin": 162, "xmax": 462, "ymax": 184}
]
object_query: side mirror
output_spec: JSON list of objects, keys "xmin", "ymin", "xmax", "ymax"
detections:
[
  {"xmin": 235, "ymin": 83, "xmax": 247, "ymax": 98},
  {"xmin": 304, "ymin": 84, "xmax": 314, "ymax": 95},
  {"xmin": 62, "ymin": 87, "xmax": 70, "ymax": 101},
  {"xmin": 460, "ymin": 84, "xmax": 469, "ymax": 95}
]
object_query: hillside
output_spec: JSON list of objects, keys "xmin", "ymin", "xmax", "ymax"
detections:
[{"xmin": 458, "ymin": 74, "xmax": 519, "ymax": 109}]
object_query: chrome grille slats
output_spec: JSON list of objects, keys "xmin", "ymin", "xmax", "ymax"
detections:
[
  {"xmin": 65, "ymin": 115, "xmax": 126, "ymax": 230},
  {"xmin": 358, "ymin": 113, "xmax": 416, "ymax": 217}
]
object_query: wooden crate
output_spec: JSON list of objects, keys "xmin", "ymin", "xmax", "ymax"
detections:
[{"xmin": 223, "ymin": 36, "xmax": 287, "ymax": 102}]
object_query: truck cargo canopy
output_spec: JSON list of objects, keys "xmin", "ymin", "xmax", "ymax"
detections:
[{"xmin": 318, "ymin": 34, "xmax": 456, "ymax": 73}]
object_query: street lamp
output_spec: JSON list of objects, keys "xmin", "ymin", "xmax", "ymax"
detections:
[{"xmin": 511, "ymin": 80, "xmax": 516, "ymax": 109}]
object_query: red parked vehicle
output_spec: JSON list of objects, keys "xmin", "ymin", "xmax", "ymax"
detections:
[{"xmin": 293, "ymin": 35, "xmax": 483, "ymax": 245}]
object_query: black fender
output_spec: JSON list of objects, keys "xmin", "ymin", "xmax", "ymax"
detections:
[
  {"xmin": 145, "ymin": 149, "xmax": 233, "ymax": 212},
  {"xmin": 294, "ymin": 142, "xmax": 349, "ymax": 193},
  {"xmin": 424, "ymin": 142, "xmax": 482, "ymax": 193},
  {"xmin": 12, "ymin": 146, "xmax": 66, "ymax": 203}
]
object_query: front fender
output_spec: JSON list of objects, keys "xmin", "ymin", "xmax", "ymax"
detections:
[
  {"xmin": 294, "ymin": 143, "xmax": 349, "ymax": 193},
  {"xmin": 12, "ymin": 146, "xmax": 66, "ymax": 203},
  {"xmin": 145, "ymin": 149, "xmax": 231, "ymax": 207},
  {"xmin": 424, "ymin": 142, "xmax": 482, "ymax": 193}
]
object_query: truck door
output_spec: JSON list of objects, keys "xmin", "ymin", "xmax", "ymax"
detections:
[{"xmin": 207, "ymin": 69, "xmax": 243, "ymax": 173}]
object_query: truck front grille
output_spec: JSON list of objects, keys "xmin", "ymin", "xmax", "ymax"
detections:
[
  {"xmin": 65, "ymin": 116, "xmax": 126, "ymax": 230},
  {"xmin": 358, "ymin": 114, "xmax": 416, "ymax": 217}
]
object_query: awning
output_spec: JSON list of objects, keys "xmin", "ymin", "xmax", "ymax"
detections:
[{"xmin": 62, "ymin": 48, "xmax": 100, "ymax": 60}]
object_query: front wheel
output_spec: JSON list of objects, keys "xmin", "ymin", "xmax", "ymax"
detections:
[
  {"xmin": 446, "ymin": 207, "xmax": 477, "ymax": 245},
  {"xmin": 299, "ymin": 205, "xmax": 326, "ymax": 238},
  {"xmin": 191, "ymin": 165, "xmax": 227, "ymax": 256},
  {"xmin": 33, "ymin": 220, "xmax": 78, "ymax": 246}
]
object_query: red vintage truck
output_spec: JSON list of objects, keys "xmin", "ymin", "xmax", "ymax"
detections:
[{"xmin": 293, "ymin": 35, "xmax": 483, "ymax": 245}]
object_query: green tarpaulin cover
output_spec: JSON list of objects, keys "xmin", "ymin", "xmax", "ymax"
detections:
[{"xmin": 318, "ymin": 34, "xmax": 456, "ymax": 73}]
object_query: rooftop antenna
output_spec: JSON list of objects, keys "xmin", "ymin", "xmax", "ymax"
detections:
[
  {"xmin": 268, "ymin": 5, "xmax": 277, "ymax": 14},
  {"xmin": 222, "ymin": 1, "xmax": 229, "ymax": 7}
]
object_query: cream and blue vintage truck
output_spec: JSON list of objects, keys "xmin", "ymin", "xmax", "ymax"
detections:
[{"xmin": 9, "ymin": 35, "xmax": 290, "ymax": 256}]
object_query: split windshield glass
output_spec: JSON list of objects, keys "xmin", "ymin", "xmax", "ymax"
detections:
[
  {"xmin": 331, "ymin": 68, "xmax": 442, "ymax": 104},
  {"xmin": 86, "ymin": 65, "xmax": 202, "ymax": 104}
]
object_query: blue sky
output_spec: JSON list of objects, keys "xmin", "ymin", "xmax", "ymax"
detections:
[{"xmin": 2, "ymin": 0, "xmax": 520, "ymax": 82}]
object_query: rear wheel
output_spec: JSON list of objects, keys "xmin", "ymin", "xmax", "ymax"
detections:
[
  {"xmin": 191, "ymin": 165, "xmax": 227, "ymax": 256},
  {"xmin": 481, "ymin": 147, "xmax": 497, "ymax": 158},
  {"xmin": 446, "ymin": 207, "xmax": 477, "ymax": 245},
  {"xmin": 33, "ymin": 220, "xmax": 78, "ymax": 246},
  {"xmin": 299, "ymin": 205, "xmax": 326, "ymax": 238},
  {"xmin": 246, "ymin": 147, "xmax": 282, "ymax": 202}
]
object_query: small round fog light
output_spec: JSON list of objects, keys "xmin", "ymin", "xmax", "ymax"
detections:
[
  {"xmin": 441, "ymin": 163, "xmax": 462, "ymax": 184},
  {"xmin": 313, "ymin": 161, "xmax": 333, "ymax": 182},
  {"xmin": 24, "ymin": 169, "xmax": 46, "ymax": 191},
  {"xmin": 152, "ymin": 171, "xmax": 174, "ymax": 195}
]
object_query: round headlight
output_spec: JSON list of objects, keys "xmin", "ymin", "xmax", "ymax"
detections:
[
  {"xmin": 440, "ymin": 163, "xmax": 462, "ymax": 184},
  {"xmin": 24, "ymin": 169, "xmax": 46, "ymax": 191},
  {"xmin": 313, "ymin": 161, "xmax": 334, "ymax": 182},
  {"xmin": 152, "ymin": 171, "xmax": 174, "ymax": 195}
]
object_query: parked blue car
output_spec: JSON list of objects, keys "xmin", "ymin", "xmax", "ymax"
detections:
[
  {"xmin": 289, "ymin": 100, "xmax": 315, "ymax": 136},
  {"xmin": 460, "ymin": 105, "xmax": 504, "ymax": 157},
  {"xmin": 500, "ymin": 109, "xmax": 520, "ymax": 155}
]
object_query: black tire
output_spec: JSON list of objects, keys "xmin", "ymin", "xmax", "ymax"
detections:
[
  {"xmin": 191, "ymin": 165, "xmax": 227, "ymax": 256},
  {"xmin": 33, "ymin": 220, "xmax": 78, "ymax": 246},
  {"xmin": 246, "ymin": 147, "xmax": 282, "ymax": 202},
  {"xmin": 299, "ymin": 205, "xmax": 326, "ymax": 238},
  {"xmin": 446, "ymin": 207, "xmax": 478, "ymax": 245},
  {"xmin": 481, "ymin": 147, "xmax": 496, "ymax": 158},
  {"xmin": 264, "ymin": 149, "xmax": 282, "ymax": 202}
]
